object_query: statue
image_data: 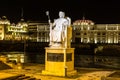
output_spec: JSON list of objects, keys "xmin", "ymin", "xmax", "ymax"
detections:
[
  {"xmin": 47, "ymin": 11, "xmax": 71, "ymax": 47},
  {"xmin": 42, "ymin": 11, "xmax": 76, "ymax": 76}
]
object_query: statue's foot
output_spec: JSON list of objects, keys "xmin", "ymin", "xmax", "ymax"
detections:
[
  {"xmin": 51, "ymin": 43, "xmax": 62, "ymax": 47},
  {"xmin": 49, "ymin": 44, "xmax": 52, "ymax": 46},
  {"xmin": 49, "ymin": 42, "xmax": 53, "ymax": 47}
]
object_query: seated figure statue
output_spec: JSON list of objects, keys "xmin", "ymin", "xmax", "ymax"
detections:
[{"xmin": 49, "ymin": 11, "xmax": 72, "ymax": 48}]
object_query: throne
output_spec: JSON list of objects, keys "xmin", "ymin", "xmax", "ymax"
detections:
[{"xmin": 63, "ymin": 26, "xmax": 72, "ymax": 48}]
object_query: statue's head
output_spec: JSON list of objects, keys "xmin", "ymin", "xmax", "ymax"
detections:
[{"xmin": 59, "ymin": 11, "xmax": 65, "ymax": 18}]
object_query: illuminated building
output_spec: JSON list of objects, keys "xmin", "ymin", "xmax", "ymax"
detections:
[
  {"xmin": 72, "ymin": 17, "xmax": 120, "ymax": 44},
  {"xmin": 25, "ymin": 19, "xmax": 120, "ymax": 43},
  {"xmin": 5, "ymin": 8, "xmax": 29, "ymax": 41},
  {"xmin": 28, "ymin": 21, "xmax": 49, "ymax": 42},
  {"xmin": 0, "ymin": 16, "xmax": 10, "ymax": 40},
  {"xmin": 37, "ymin": 23, "xmax": 49, "ymax": 42},
  {"xmin": 0, "ymin": 15, "xmax": 120, "ymax": 44},
  {"xmin": 6, "ymin": 19, "xmax": 28, "ymax": 40}
]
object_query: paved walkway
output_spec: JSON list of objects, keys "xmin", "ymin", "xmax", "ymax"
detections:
[
  {"xmin": 77, "ymin": 71, "xmax": 114, "ymax": 80},
  {"xmin": 0, "ymin": 69, "xmax": 114, "ymax": 80},
  {"xmin": 0, "ymin": 64, "xmax": 116, "ymax": 80},
  {"xmin": 0, "ymin": 72, "xmax": 19, "ymax": 79}
]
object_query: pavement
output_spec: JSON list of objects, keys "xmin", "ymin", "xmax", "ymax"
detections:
[
  {"xmin": 77, "ymin": 71, "xmax": 115, "ymax": 80},
  {"xmin": 0, "ymin": 63, "xmax": 117, "ymax": 80},
  {"xmin": 0, "ymin": 72, "xmax": 19, "ymax": 79}
]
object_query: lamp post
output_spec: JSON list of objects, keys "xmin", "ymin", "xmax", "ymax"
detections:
[{"xmin": 24, "ymin": 39, "xmax": 26, "ymax": 63}]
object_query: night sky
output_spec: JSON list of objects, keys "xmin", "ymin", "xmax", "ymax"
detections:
[{"xmin": 0, "ymin": 0, "xmax": 120, "ymax": 24}]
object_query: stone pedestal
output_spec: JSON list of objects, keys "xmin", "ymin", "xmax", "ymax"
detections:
[{"xmin": 42, "ymin": 47, "xmax": 77, "ymax": 76}]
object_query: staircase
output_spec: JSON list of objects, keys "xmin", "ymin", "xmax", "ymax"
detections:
[{"xmin": 1, "ymin": 74, "xmax": 41, "ymax": 80}]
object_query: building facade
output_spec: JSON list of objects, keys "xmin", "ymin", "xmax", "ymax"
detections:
[
  {"xmin": 28, "ymin": 21, "xmax": 49, "ymax": 42},
  {"xmin": 28, "ymin": 18, "xmax": 120, "ymax": 44},
  {"xmin": 0, "ymin": 16, "xmax": 10, "ymax": 40},
  {"xmin": 1, "ymin": 16, "xmax": 120, "ymax": 44},
  {"xmin": 73, "ymin": 19, "xmax": 120, "ymax": 43},
  {"xmin": 6, "ymin": 19, "xmax": 28, "ymax": 40},
  {"xmin": 0, "ymin": 16, "xmax": 28, "ymax": 41}
]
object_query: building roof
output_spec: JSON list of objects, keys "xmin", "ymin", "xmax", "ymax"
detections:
[
  {"xmin": 73, "ymin": 17, "xmax": 94, "ymax": 25},
  {"xmin": 0, "ymin": 16, "xmax": 10, "ymax": 25}
]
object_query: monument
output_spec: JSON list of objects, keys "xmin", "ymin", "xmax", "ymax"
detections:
[{"xmin": 42, "ymin": 11, "xmax": 77, "ymax": 76}]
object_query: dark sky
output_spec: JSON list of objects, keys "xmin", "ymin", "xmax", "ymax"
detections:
[{"xmin": 0, "ymin": 0, "xmax": 120, "ymax": 24}]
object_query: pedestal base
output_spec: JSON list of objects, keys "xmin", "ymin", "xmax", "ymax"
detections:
[
  {"xmin": 42, "ymin": 47, "xmax": 77, "ymax": 77},
  {"xmin": 42, "ymin": 70, "xmax": 77, "ymax": 76}
]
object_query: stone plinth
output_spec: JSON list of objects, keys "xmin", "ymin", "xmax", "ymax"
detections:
[{"xmin": 42, "ymin": 47, "xmax": 77, "ymax": 76}]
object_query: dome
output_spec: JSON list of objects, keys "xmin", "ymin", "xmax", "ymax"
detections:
[
  {"xmin": 16, "ymin": 18, "xmax": 28, "ymax": 27},
  {"xmin": 0, "ymin": 16, "xmax": 10, "ymax": 25},
  {"xmin": 73, "ymin": 17, "xmax": 94, "ymax": 25}
]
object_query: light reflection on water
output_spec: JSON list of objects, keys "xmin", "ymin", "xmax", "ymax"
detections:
[
  {"xmin": 1, "ymin": 52, "xmax": 120, "ymax": 69},
  {"xmin": 75, "ymin": 55, "xmax": 120, "ymax": 69}
]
